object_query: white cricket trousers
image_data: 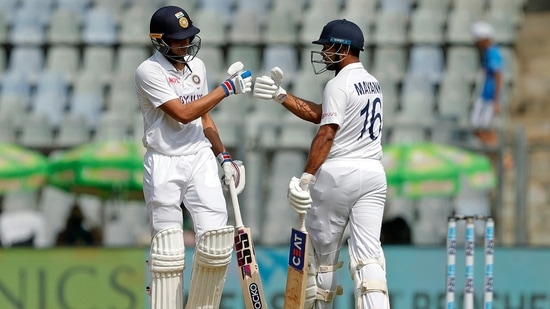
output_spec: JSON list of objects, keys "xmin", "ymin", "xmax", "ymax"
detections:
[
  {"xmin": 143, "ymin": 147, "xmax": 228, "ymax": 241},
  {"xmin": 307, "ymin": 158, "xmax": 389, "ymax": 309}
]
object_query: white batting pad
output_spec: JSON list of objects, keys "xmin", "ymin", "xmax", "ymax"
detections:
[
  {"xmin": 149, "ymin": 227, "xmax": 186, "ymax": 309},
  {"xmin": 304, "ymin": 249, "xmax": 344, "ymax": 309},
  {"xmin": 185, "ymin": 226, "xmax": 234, "ymax": 309},
  {"xmin": 348, "ymin": 244, "xmax": 390, "ymax": 309}
]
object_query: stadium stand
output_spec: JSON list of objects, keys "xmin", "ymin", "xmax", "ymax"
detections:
[
  {"xmin": 226, "ymin": 45, "xmax": 262, "ymax": 76},
  {"xmin": 371, "ymin": 46, "xmax": 408, "ymax": 83},
  {"xmin": 445, "ymin": 46, "xmax": 480, "ymax": 83},
  {"xmin": 19, "ymin": 113, "xmax": 55, "ymax": 149},
  {"xmin": 446, "ymin": 8, "xmax": 477, "ymax": 44},
  {"xmin": 30, "ymin": 70, "xmax": 69, "ymax": 126},
  {"xmin": 298, "ymin": 5, "xmax": 334, "ymax": 46},
  {"xmin": 228, "ymin": 10, "xmax": 262, "ymax": 45},
  {"xmin": 407, "ymin": 45, "xmax": 445, "ymax": 85},
  {"xmin": 261, "ymin": 150, "xmax": 306, "ymax": 245},
  {"xmin": 263, "ymin": 9, "xmax": 298, "ymax": 45},
  {"xmin": 373, "ymin": 10, "xmax": 409, "ymax": 46},
  {"xmin": 55, "ymin": 113, "xmax": 92, "ymax": 147},
  {"xmin": 8, "ymin": 46, "xmax": 44, "ymax": 83},
  {"xmin": 9, "ymin": 3, "xmax": 48, "ymax": 46},
  {"xmin": 0, "ymin": 111, "xmax": 17, "ymax": 142},
  {"xmin": 192, "ymin": 8, "xmax": 227, "ymax": 47},
  {"xmin": 82, "ymin": 6, "xmax": 118, "ymax": 45},
  {"xmin": 118, "ymin": 5, "xmax": 150, "ymax": 45},
  {"xmin": 0, "ymin": 0, "xmax": 529, "ymax": 246},
  {"xmin": 0, "ymin": 11, "xmax": 7, "ymax": 46},
  {"xmin": 408, "ymin": 7, "xmax": 446, "ymax": 45},
  {"xmin": 46, "ymin": 45, "xmax": 80, "ymax": 84},
  {"xmin": 55, "ymin": 0, "xmax": 89, "ymax": 17},
  {"xmin": 80, "ymin": 45, "xmax": 115, "ymax": 84}
]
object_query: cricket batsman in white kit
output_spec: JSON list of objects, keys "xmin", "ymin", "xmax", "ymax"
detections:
[
  {"xmin": 254, "ymin": 19, "xmax": 391, "ymax": 308},
  {"xmin": 134, "ymin": 6, "xmax": 252, "ymax": 309}
]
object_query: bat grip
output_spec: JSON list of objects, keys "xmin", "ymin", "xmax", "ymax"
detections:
[{"xmin": 229, "ymin": 177, "xmax": 244, "ymax": 228}]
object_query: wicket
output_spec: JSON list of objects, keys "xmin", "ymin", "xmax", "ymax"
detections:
[{"xmin": 446, "ymin": 215, "xmax": 494, "ymax": 309}]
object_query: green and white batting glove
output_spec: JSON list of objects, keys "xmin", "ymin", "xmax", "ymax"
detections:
[{"xmin": 253, "ymin": 66, "xmax": 287, "ymax": 104}]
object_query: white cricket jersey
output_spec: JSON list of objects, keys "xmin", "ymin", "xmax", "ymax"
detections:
[
  {"xmin": 321, "ymin": 62, "xmax": 383, "ymax": 160},
  {"xmin": 135, "ymin": 51, "xmax": 210, "ymax": 156}
]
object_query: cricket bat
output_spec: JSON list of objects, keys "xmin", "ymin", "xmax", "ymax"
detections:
[
  {"xmin": 229, "ymin": 178, "xmax": 268, "ymax": 309},
  {"xmin": 284, "ymin": 182, "xmax": 310, "ymax": 308}
]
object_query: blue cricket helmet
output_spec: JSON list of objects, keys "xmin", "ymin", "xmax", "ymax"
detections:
[
  {"xmin": 149, "ymin": 6, "xmax": 201, "ymax": 64},
  {"xmin": 150, "ymin": 6, "xmax": 200, "ymax": 40},
  {"xmin": 312, "ymin": 19, "xmax": 365, "ymax": 51}
]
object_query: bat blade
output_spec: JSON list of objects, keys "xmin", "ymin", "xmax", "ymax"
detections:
[
  {"xmin": 234, "ymin": 226, "xmax": 268, "ymax": 309},
  {"xmin": 229, "ymin": 177, "xmax": 267, "ymax": 308},
  {"xmin": 284, "ymin": 226, "xmax": 310, "ymax": 308}
]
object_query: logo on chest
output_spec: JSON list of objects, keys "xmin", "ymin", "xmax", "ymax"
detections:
[
  {"xmin": 167, "ymin": 77, "xmax": 180, "ymax": 84},
  {"xmin": 191, "ymin": 74, "xmax": 201, "ymax": 85}
]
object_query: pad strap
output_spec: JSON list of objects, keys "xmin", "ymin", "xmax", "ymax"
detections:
[
  {"xmin": 319, "ymin": 261, "xmax": 344, "ymax": 273},
  {"xmin": 362, "ymin": 280, "xmax": 388, "ymax": 294},
  {"xmin": 316, "ymin": 285, "xmax": 344, "ymax": 302},
  {"xmin": 314, "ymin": 261, "xmax": 344, "ymax": 302},
  {"xmin": 351, "ymin": 257, "xmax": 388, "ymax": 294},
  {"xmin": 353, "ymin": 258, "xmax": 385, "ymax": 271}
]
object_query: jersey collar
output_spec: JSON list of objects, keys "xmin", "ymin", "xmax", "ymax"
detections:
[
  {"xmin": 337, "ymin": 62, "xmax": 363, "ymax": 76},
  {"xmin": 154, "ymin": 51, "xmax": 182, "ymax": 73}
]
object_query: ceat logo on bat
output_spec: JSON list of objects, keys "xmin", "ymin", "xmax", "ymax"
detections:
[{"xmin": 289, "ymin": 229, "xmax": 307, "ymax": 272}]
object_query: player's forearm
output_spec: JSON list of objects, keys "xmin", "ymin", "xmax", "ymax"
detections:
[
  {"xmin": 202, "ymin": 114, "xmax": 225, "ymax": 155},
  {"xmin": 304, "ymin": 128, "xmax": 334, "ymax": 175},
  {"xmin": 282, "ymin": 93, "xmax": 323, "ymax": 124},
  {"xmin": 161, "ymin": 88, "xmax": 227, "ymax": 124}
]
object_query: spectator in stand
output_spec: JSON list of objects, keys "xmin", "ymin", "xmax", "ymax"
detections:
[
  {"xmin": 0, "ymin": 195, "xmax": 48, "ymax": 248},
  {"xmin": 470, "ymin": 21, "xmax": 513, "ymax": 168},
  {"xmin": 56, "ymin": 202, "xmax": 102, "ymax": 246}
]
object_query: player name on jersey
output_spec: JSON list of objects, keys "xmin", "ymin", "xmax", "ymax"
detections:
[{"xmin": 354, "ymin": 81, "xmax": 381, "ymax": 95}]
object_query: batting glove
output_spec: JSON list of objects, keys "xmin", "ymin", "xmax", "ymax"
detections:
[
  {"xmin": 253, "ymin": 66, "xmax": 287, "ymax": 104},
  {"xmin": 287, "ymin": 173, "xmax": 315, "ymax": 214},
  {"xmin": 220, "ymin": 61, "xmax": 252, "ymax": 96},
  {"xmin": 217, "ymin": 152, "xmax": 246, "ymax": 194}
]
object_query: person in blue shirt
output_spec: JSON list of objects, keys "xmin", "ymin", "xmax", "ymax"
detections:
[{"xmin": 470, "ymin": 21, "xmax": 503, "ymax": 148}]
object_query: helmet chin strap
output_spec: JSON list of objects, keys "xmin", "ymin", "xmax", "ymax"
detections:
[{"xmin": 166, "ymin": 56, "xmax": 193, "ymax": 72}]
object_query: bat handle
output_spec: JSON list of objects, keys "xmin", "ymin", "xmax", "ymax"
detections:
[
  {"xmin": 300, "ymin": 180, "xmax": 309, "ymax": 191},
  {"xmin": 229, "ymin": 177, "xmax": 244, "ymax": 228},
  {"xmin": 297, "ymin": 213, "xmax": 306, "ymax": 232},
  {"xmin": 298, "ymin": 179, "xmax": 309, "ymax": 232}
]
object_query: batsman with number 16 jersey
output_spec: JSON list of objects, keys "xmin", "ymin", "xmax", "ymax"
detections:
[{"xmin": 254, "ymin": 19, "xmax": 391, "ymax": 308}]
